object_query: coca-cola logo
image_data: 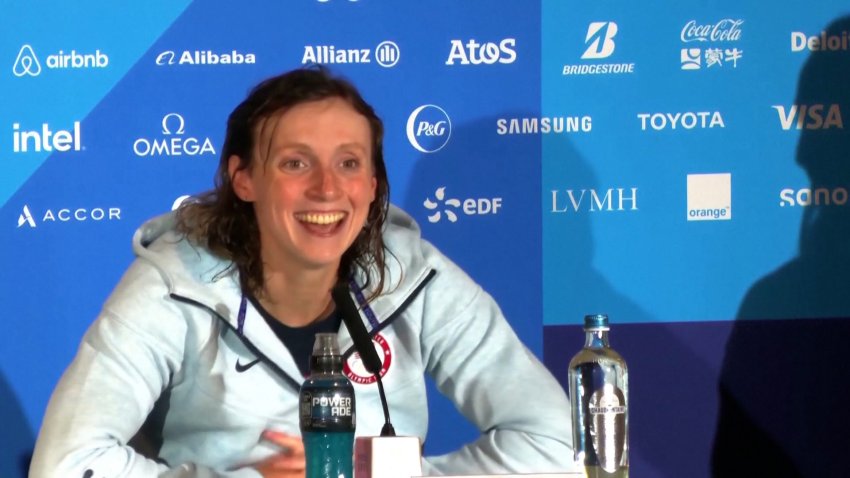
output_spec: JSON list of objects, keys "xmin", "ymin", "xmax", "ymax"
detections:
[{"xmin": 680, "ymin": 19, "xmax": 744, "ymax": 43}]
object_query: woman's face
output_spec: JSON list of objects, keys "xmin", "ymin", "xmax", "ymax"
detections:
[{"xmin": 230, "ymin": 97, "xmax": 377, "ymax": 274}]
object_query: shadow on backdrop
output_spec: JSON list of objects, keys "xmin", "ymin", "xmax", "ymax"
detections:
[
  {"xmin": 712, "ymin": 15, "xmax": 850, "ymax": 478},
  {"xmin": 402, "ymin": 113, "xmax": 727, "ymax": 478},
  {"xmin": 0, "ymin": 372, "xmax": 34, "ymax": 477},
  {"xmin": 534, "ymin": 115, "xmax": 728, "ymax": 478}
]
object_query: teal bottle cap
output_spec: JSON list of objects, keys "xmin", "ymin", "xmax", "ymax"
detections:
[{"xmin": 583, "ymin": 314, "xmax": 609, "ymax": 329}]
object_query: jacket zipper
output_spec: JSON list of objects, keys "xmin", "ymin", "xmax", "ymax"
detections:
[{"xmin": 170, "ymin": 268, "xmax": 436, "ymax": 391}]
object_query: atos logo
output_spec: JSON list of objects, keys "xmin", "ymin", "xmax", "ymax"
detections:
[
  {"xmin": 772, "ymin": 104, "xmax": 843, "ymax": 130},
  {"xmin": 155, "ymin": 50, "xmax": 256, "ymax": 66},
  {"xmin": 445, "ymin": 38, "xmax": 516, "ymax": 65},
  {"xmin": 686, "ymin": 173, "xmax": 731, "ymax": 221},
  {"xmin": 423, "ymin": 187, "xmax": 502, "ymax": 223},
  {"xmin": 582, "ymin": 22, "xmax": 618, "ymax": 59},
  {"xmin": 133, "ymin": 113, "xmax": 216, "ymax": 157},
  {"xmin": 13, "ymin": 44, "xmax": 108, "ymax": 77},
  {"xmin": 16, "ymin": 204, "xmax": 121, "ymax": 228},
  {"xmin": 780, "ymin": 187, "xmax": 849, "ymax": 207},
  {"xmin": 406, "ymin": 105, "xmax": 451, "ymax": 153},
  {"xmin": 551, "ymin": 187, "xmax": 638, "ymax": 213},
  {"xmin": 13, "ymin": 121, "xmax": 82, "ymax": 153}
]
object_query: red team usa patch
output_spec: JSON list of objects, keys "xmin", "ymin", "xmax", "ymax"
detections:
[{"xmin": 344, "ymin": 333, "xmax": 392, "ymax": 384}]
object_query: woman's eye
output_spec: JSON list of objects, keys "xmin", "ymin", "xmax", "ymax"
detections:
[
  {"xmin": 341, "ymin": 158, "xmax": 360, "ymax": 169},
  {"xmin": 281, "ymin": 158, "xmax": 306, "ymax": 170}
]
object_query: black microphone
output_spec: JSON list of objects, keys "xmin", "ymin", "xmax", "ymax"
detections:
[{"xmin": 332, "ymin": 284, "xmax": 396, "ymax": 437}]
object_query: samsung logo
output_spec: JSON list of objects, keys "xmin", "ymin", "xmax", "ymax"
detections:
[{"xmin": 496, "ymin": 116, "xmax": 592, "ymax": 135}]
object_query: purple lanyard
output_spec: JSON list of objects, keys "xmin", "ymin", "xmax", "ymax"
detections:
[{"xmin": 236, "ymin": 278, "xmax": 379, "ymax": 335}]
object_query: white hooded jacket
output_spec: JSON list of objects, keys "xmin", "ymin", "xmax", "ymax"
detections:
[{"xmin": 29, "ymin": 205, "xmax": 577, "ymax": 477}]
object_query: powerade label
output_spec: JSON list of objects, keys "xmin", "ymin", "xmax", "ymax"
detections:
[{"xmin": 300, "ymin": 389, "xmax": 355, "ymax": 432}]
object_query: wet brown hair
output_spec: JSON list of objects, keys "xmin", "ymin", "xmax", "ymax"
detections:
[{"xmin": 176, "ymin": 66, "xmax": 389, "ymax": 300}]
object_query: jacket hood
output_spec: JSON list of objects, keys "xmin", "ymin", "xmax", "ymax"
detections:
[{"xmin": 130, "ymin": 204, "xmax": 433, "ymax": 324}]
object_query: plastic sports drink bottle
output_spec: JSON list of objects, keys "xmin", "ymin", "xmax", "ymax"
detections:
[
  {"xmin": 300, "ymin": 333, "xmax": 356, "ymax": 478},
  {"xmin": 568, "ymin": 314, "xmax": 629, "ymax": 478}
]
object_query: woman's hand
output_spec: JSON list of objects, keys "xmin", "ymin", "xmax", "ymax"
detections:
[{"xmin": 254, "ymin": 430, "xmax": 306, "ymax": 478}]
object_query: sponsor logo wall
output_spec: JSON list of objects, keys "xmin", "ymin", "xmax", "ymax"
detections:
[{"xmin": 2, "ymin": 1, "xmax": 849, "ymax": 477}]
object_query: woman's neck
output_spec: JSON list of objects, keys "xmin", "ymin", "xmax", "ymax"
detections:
[{"xmin": 257, "ymin": 266, "xmax": 338, "ymax": 328}]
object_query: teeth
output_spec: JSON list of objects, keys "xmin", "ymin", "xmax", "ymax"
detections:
[{"xmin": 295, "ymin": 212, "xmax": 345, "ymax": 225}]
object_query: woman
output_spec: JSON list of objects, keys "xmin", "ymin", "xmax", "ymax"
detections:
[{"xmin": 30, "ymin": 67, "xmax": 576, "ymax": 477}]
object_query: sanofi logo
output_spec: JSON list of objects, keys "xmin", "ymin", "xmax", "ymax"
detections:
[
  {"xmin": 406, "ymin": 105, "xmax": 451, "ymax": 153},
  {"xmin": 13, "ymin": 44, "xmax": 108, "ymax": 77},
  {"xmin": 133, "ymin": 113, "xmax": 216, "ymax": 157},
  {"xmin": 686, "ymin": 173, "xmax": 731, "ymax": 221},
  {"xmin": 423, "ymin": 187, "xmax": 502, "ymax": 223},
  {"xmin": 780, "ymin": 187, "xmax": 848, "ymax": 207}
]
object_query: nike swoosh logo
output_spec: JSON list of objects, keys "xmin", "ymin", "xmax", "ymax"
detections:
[{"xmin": 235, "ymin": 358, "xmax": 261, "ymax": 373}]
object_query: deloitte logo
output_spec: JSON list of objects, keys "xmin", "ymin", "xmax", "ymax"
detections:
[
  {"xmin": 17, "ymin": 204, "xmax": 121, "ymax": 228},
  {"xmin": 133, "ymin": 113, "xmax": 216, "ymax": 157},
  {"xmin": 686, "ymin": 173, "xmax": 731, "ymax": 221},
  {"xmin": 423, "ymin": 187, "xmax": 502, "ymax": 223},
  {"xmin": 155, "ymin": 50, "xmax": 256, "ymax": 66},
  {"xmin": 406, "ymin": 105, "xmax": 451, "ymax": 153},
  {"xmin": 13, "ymin": 44, "xmax": 108, "ymax": 77}
]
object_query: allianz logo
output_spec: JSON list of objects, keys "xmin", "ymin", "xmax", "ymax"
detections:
[
  {"xmin": 638, "ymin": 111, "xmax": 724, "ymax": 131},
  {"xmin": 423, "ymin": 187, "xmax": 502, "ymax": 223},
  {"xmin": 550, "ymin": 188, "xmax": 638, "ymax": 213},
  {"xmin": 496, "ymin": 116, "xmax": 591, "ymax": 135},
  {"xmin": 406, "ymin": 105, "xmax": 451, "ymax": 153},
  {"xmin": 780, "ymin": 187, "xmax": 849, "ymax": 207},
  {"xmin": 133, "ymin": 113, "xmax": 216, "ymax": 157},
  {"xmin": 155, "ymin": 50, "xmax": 256, "ymax": 66},
  {"xmin": 13, "ymin": 121, "xmax": 82, "ymax": 153},
  {"xmin": 791, "ymin": 30, "xmax": 850, "ymax": 52},
  {"xmin": 13, "ymin": 44, "xmax": 108, "ymax": 77},
  {"xmin": 17, "ymin": 204, "xmax": 121, "ymax": 228},
  {"xmin": 302, "ymin": 41, "xmax": 400, "ymax": 68},
  {"xmin": 446, "ymin": 38, "xmax": 516, "ymax": 65},
  {"xmin": 772, "ymin": 104, "xmax": 843, "ymax": 130}
]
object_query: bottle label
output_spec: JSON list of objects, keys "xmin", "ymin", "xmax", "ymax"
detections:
[
  {"xmin": 300, "ymin": 389, "xmax": 356, "ymax": 432},
  {"xmin": 588, "ymin": 384, "xmax": 627, "ymax": 473}
]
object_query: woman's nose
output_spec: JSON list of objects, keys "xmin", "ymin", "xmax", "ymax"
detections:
[{"xmin": 308, "ymin": 165, "xmax": 341, "ymax": 200}]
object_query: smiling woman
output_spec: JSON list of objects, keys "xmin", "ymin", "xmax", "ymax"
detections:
[{"xmin": 29, "ymin": 66, "xmax": 578, "ymax": 478}]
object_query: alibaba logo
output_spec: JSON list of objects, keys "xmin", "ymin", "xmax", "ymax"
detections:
[{"xmin": 155, "ymin": 51, "xmax": 176, "ymax": 65}]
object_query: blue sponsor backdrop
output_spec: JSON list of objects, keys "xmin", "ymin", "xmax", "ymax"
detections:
[{"xmin": 2, "ymin": 1, "xmax": 849, "ymax": 476}]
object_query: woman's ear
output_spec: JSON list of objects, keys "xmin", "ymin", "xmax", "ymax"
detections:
[{"xmin": 229, "ymin": 155, "xmax": 255, "ymax": 202}]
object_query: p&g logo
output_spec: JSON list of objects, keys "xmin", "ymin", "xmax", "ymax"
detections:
[{"xmin": 406, "ymin": 105, "xmax": 451, "ymax": 153}]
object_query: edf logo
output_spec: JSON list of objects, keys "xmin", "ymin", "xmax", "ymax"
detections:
[
  {"xmin": 424, "ymin": 187, "xmax": 502, "ymax": 223},
  {"xmin": 582, "ymin": 22, "xmax": 618, "ymax": 59},
  {"xmin": 406, "ymin": 104, "xmax": 451, "ymax": 153}
]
